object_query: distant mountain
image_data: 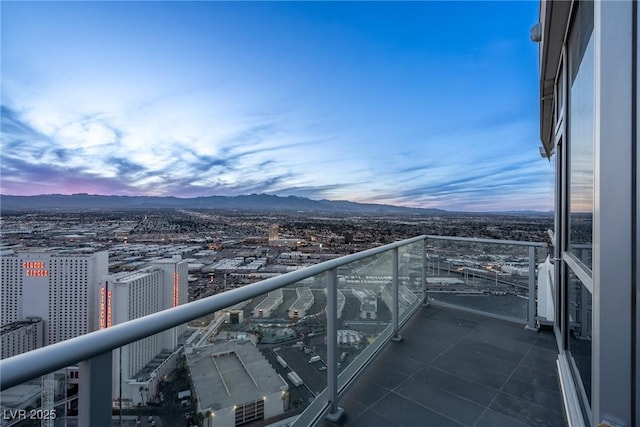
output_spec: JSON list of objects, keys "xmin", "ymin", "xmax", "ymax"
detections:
[
  {"xmin": 0, "ymin": 193, "xmax": 448, "ymax": 215},
  {"xmin": 488, "ymin": 210, "xmax": 553, "ymax": 216}
]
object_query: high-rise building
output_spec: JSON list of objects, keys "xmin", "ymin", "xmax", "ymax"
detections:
[
  {"xmin": 268, "ymin": 224, "xmax": 279, "ymax": 241},
  {"xmin": 106, "ymin": 257, "xmax": 188, "ymax": 406},
  {"xmin": 0, "ymin": 250, "xmax": 108, "ymax": 345}
]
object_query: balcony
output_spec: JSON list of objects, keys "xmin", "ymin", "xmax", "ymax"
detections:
[
  {"xmin": 319, "ymin": 307, "xmax": 563, "ymax": 427},
  {"xmin": 0, "ymin": 235, "xmax": 565, "ymax": 427}
]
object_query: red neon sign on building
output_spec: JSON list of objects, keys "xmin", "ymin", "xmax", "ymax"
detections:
[
  {"xmin": 99, "ymin": 286, "xmax": 113, "ymax": 329},
  {"xmin": 107, "ymin": 290, "xmax": 113, "ymax": 328},
  {"xmin": 22, "ymin": 261, "xmax": 49, "ymax": 277},
  {"xmin": 99, "ymin": 288, "xmax": 106, "ymax": 329},
  {"xmin": 173, "ymin": 272, "xmax": 179, "ymax": 307}
]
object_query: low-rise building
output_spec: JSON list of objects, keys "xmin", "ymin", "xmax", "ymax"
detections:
[
  {"xmin": 185, "ymin": 341, "xmax": 288, "ymax": 427},
  {"xmin": 253, "ymin": 290, "xmax": 283, "ymax": 318},
  {"xmin": 287, "ymin": 287, "xmax": 314, "ymax": 319}
]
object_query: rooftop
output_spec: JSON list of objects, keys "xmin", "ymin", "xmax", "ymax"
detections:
[
  {"xmin": 186, "ymin": 341, "xmax": 287, "ymax": 411},
  {"xmin": 0, "ymin": 318, "xmax": 43, "ymax": 335}
]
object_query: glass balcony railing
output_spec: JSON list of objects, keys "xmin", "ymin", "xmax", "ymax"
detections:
[
  {"xmin": 0, "ymin": 235, "xmax": 546, "ymax": 427},
  {"xmin": 424, "ymin": 236, "xmax": 547, "ymax": 328}
]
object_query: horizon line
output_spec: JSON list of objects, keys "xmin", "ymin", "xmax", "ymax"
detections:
[{"xmin": 0, "ymin": 192, "xmax": 554, "ymax": 214}]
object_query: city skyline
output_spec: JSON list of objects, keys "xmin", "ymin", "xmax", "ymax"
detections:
[{"xmin": 0, "ymin": 1, "xmax": 551, "ymax": 212}]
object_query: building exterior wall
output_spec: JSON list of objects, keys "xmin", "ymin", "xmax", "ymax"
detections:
[
  {"xmin": 120, "ymin": 349, "xmax": 181, "ymax": 407},
  {"xmin": 154, "ymin": 258, "xmax": 189, "ymax": 348},
  {"xmin": 108, "ymin": 258, "xmax": 188, "ymax": 403},
  {"xmin": 0, "ymin": 251, "xmax": 108, "ymax": 345},
  {"xmin": 0, "ymin": 258, "xmax": 22, "ymax": 326},
  {"xmin": 538, "ymin": 1, "xmax": 638, "ymax": 424}
]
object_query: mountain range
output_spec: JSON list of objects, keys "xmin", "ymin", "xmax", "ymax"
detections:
[
  {"xmin": 0, "ymin": 193, "xmax": 447, "ymax": 214},
  {"xmin": 0, "ymin": 194, "xmax": 552, "ymax": 216}
]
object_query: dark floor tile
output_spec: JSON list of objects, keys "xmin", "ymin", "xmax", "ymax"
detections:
[
  {"xmin": 474, "ymin": 319, "xmax": 539, "ymax": 343},
  {"xmin": 336, "ymin": 396, "xmax": 367, "ymax": 422},
  {"xmin": 395, "ymin": 377, "xmax": 484, "ymax": 426},
  {"xmin": 480, "ymin": 316, "xmax": 532, "ymax": 330},
  {"xmin": 344, "ymin": 378, "xmax": 390, "ymax": 406},
  {"xmin": 425, "ymin": 309, "xmax": 486, "ymax": 328},
  {"xmin": 520, "ymin": 347, "xmax": 558, "ymax": 374},
  {"xmin": 338, "ymin": 307, "xmax": 567, "ymax": 427},
  {"xmin": 363, "ymin": 363, "xmax": 410, "ymax": 390},
  {"xmin": 490, "ymin": 392, "xmax": 566, "ymax": 427},
  {"xmin": 432, "ymin": 353, "xmax": 510, "ymax": 389},
  {"xmin": 474, "ymin": 333, "xmax": 537, "ymax": 355},
  {"xmin": 345, "ymin": 408, "xmax": 401, "ymax": 427},
  {"xmin": 443, "ymin": 347, "xmax": 519, "ymax": 377},
  {"xmin": 419, "ymin": 307, "xmax": 446, "ymax": 319},
  {"xmin": 454, "ymin": 337, "xmax": 528, "ymax": 363},
  {"xmin": 374, "ymin": 349, "xmax": 426, "ymax": 376},
  {"xmin": 408, "ymin": 319, "xmax": 471, "ymax": 345},
  {"xmin": 389, "ymin": 335, "xmax": 453, "ymax": 364},
  {"xmin": 413, "ymin": 366, "xmax": 498, "ymax": 406},
  {"xmin": 474, "ymin": 408, "xmax": 533, "ymax": 427},
  {"xmin": 502, "ymin": 377, "xmax": 564, "ymax": 413},
  {"xmin": 510, "ymin": 366, "xmax": 560, "ymax": 393},
  {"xmin": 535, "ymin": 333, "xmax": 559, "ymax": 351},
  {"xmin": 373, "ymin": 392, "xmax": 465, "ymax": 427}
]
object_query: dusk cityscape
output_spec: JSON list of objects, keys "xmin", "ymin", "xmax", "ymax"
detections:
[{"xmin": 2, "ymin": 1, "xmax": 638, "ymax": 427}]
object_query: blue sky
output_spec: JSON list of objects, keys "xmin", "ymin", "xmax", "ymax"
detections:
[{"xmin": 1, "ymin": 1, "xmax": 551, "ymax": 211}]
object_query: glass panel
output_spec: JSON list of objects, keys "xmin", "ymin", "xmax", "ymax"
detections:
[
  {"xmin": 567, "ymin": 268, "xmax": 592, "ymax": 405},
  {"xmin": 113, "ymin": 326, "xmax": 188, "ymax": 426},
  {"xmin": 337, "ymin": 250, "xmax": 393, "ymax": 371},
  {"xmin": 243, "ymin": 278, "xmax": 327, "ymax": 414},
  {"xmin": 109, "ymin": 280, "xmax": 323, "ymax": 426},
  {"xmin": 0, "ymin": 242, "xmax": 428, "ymax": 426},
  {"xmin": 0, "ymin": 371, "xmax": 67, "ymax": 426},
  {"xmin": 0, "ymin": 280, "xmax": 330, "ymax": 427},
  {"xmin": 568, "ymin": 0, "xmax": 594, "ymax": 270},
  {"xmin": 426, "ymin": 239, "xmax": 542, "ymax": 321},
  {"xmin": 398, "ymin": 241, "xmax": 423, "ymax": 322}
]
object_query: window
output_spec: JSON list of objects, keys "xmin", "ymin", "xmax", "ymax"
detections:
[
  {"xmin": 568, "ymin": 0, "xmax": 594, "ymax": 270},
  {"xmin": 564, "ymin": 0, "xmax": 595, "ymax": 416},
  {"xmin": 567, "ymin": 268, "xmax": 592, "ymax": 404}
]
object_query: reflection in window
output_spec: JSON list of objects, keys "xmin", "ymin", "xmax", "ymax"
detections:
[
  {"xmin": 568, "ymin": 0, "xmax": 594, "ymax": 270},
  {"xmin": 568, "ymin": 268, "xmax": 592, "ymax": 406}
]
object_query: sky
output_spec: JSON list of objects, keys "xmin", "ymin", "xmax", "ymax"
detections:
[{"xmin": 1, "ymin": 1, "xmax": 552, "ymax": 212}]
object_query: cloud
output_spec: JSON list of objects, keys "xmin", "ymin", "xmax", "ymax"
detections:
[
  {"xmin": 1, "ymin": 98, "xmax": 551, "ymax": 212},
  {"xmin": 1, "ymin": 102, "xmax": 334, "ymax": 199}
]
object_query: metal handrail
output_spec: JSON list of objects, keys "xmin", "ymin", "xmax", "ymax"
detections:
[
  {"xmin": 0, "ymin": 235, "xmax": 426, "ymax": 390},
  {"xmin": 425, "ymin": 234, "xmax": 547, "ymax": 247}
]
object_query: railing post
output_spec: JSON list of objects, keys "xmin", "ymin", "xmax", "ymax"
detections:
[
  {"xmin": 325, "ymin": 268, "xmax": 343, "ymax": 423},
  {"xmin": 392, "ymin": 248, "xmax": 402, "ymax": 342},
  {"xmin": 422, "ymin": 239, "xmax": 429, "ymax": 307},
  {"xmin": 526, "ymin": 245, "xmax": 538, "ymax": 330},
  {"xmin": 79, "ymin": 351, "xmax": 113, "ymax": 427}
]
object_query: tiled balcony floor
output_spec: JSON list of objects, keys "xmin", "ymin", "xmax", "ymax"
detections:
[{"xmin": 323, "ymin": 305, "xmax": 566, "ymax": 427}]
